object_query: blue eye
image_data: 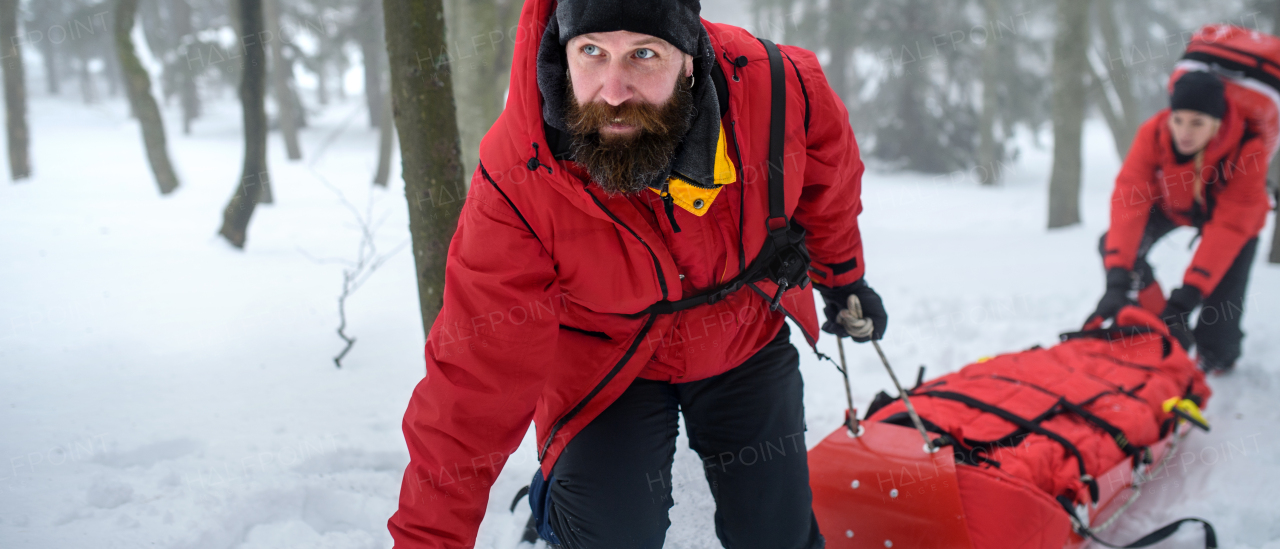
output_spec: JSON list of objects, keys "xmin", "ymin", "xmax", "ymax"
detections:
[
  {"xmin": 635, "ymin": 48, "xmax": 656, "ymax": 59},
  {"xmin": 582, "ymin": 44, "xmax": 601, "ymax": 56}
]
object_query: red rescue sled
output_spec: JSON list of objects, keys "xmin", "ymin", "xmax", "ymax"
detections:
[{"xmin": 808, "ymin": 307, "xmax": 1217, "ymax": 549}]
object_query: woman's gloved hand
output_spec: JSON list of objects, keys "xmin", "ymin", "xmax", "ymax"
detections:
[
  {"xmin": 1088, "ymin": 268, "xmax": 1135, "ymax": 325},
  {"xmin": 1161, "ymin": 286, "xmax": 1202, "ymax": 351}
]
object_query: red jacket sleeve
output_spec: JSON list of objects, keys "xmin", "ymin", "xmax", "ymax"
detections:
[
  {"xmin": 780, "ymin": 45, "xmax": 867, "ymax": 288},
  {"xmin": 389, "ymin": 170, "xmax": 560, "ymax": 548},
  {"xmin": 1104, "ymin": 117, "xmax": 1162, "ymax": 271},
  {"xmin": 1184, "ymin": 139, "xmax": 1270, "ymax": 294}
]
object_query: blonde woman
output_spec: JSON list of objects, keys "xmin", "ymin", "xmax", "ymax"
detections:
[{"xmin": 1092, "ymin": 71, "xmax": 1271, "ymax": 373}]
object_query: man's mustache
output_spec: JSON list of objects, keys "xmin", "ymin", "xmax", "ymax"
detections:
[
  {"xmin": 568, "ymin": 101, "xmax": 674, "ymax": 136},
  {"xmin": 565, "ymin": 73, "xmax": 691, "ymax": 138}
]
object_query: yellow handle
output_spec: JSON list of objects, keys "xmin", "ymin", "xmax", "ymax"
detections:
[{"xmin": 1162, "ymin": 397, "xmax": 1211, "ymax": 432}]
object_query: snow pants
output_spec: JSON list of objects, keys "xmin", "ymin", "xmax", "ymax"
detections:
[
  {"xmin": 1099, "ymin": 207, "xmax": 1259, "ymax": 366},
  {"xmin": 529, "ymin": 323, "xmax": 824, "ymax": 549}
]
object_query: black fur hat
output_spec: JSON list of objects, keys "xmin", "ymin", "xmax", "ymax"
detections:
[{"xmin": 553, "ymin": 0, "xmax": 703, "ymax": 56}]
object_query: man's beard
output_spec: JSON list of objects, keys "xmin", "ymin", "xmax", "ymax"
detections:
[{"xmin": 563, "ymin": 73, "xmax": 695, "ymax": 195}]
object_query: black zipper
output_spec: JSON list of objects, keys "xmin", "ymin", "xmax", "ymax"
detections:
[
  {"xmin": 727, "ymin": 120, "xmax": 748, "ymax": 273},
  {"xmin": 584, "ymin": 186, "xmax": 669, "ymax": 300},
  {"xmin": 538, "ymin": 188, "xmax": 674, "ymax": 462},
  {"xmin": 657, "ymin": 180, "xmax": 683, "ymax": 233},
  {"xmin": 660, "ymin": 170, "xmax": 723, "ymax": 234},
  {"xmin": 539, "ymin": 313, "xmax": 658, "ymax": 461}
]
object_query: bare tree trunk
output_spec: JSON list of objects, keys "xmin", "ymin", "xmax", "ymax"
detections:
[
  {"xmin": 1262, "ymin": 0, "xmax": 1280, "ymax": 35},
  {"xmin": 1093, "ymin": 0, "xmax": 1138, "ymax": 159},
  {"xmin": 825, "ymin": 0, "xmax": 856, "ymax": 101},
  {"xmin": 1270, "ymin": 214, "xmax": 1280, "ymax": 264},
  {"xmin": 1270, "ymin": 220, "xmax": 1280, "ymax": 264},
  {"xmin": 446, "ymin": 0, "xmax": 522, "ymax": 179},
  {"xmin": 115, "ymin": 0, "xmax": 180, "ymax": 194},
  {"xmin": 383, "ymin": 0, "xmax": 465, "ymax": 337},
  {"xmin": 265, "ymin": 0, "xmax": 301, "ymax": 160},
  {"xmin": 218, "ymin": 0, "xmax": 269, "ymax": 249},
  {"xmin": 32, "ymin": 3, "xmax": 60, "ymax": 95},
  {"xmin": 172, "ymin": 0, "xmax": 200, "ymax": 135},
  {"xmin": 1048, "ymin": 0, "xmax": 1092, "ymax": 228},
  {"xmin": 977, "ymin": 0, "xmax": 1001, "ymax": 185},
  {"xmin": 360, "ymin": 3, "xmax": 384, "ymax": 128},
  {"xmin": 373, "ymin": 85, "xmax": 393, "ymax": 187},
  {"xmin": 315, "ymin": 60, "xmax": 329, "ymax": 105},
  {"xmin": 78, "ymin": 55, "xmax": 98, "ymax": 104},
  {"xmin": 0, "ymin": 0, "xmax": 30, "ymax": 181},
  {"xmin": 289, "ymin": 75, "xmax": 308, "ymax": 128},
  {"xmin": 335, "ymin": 54, "xmax": 348, "ymax": 101},
  {"xmin": 371, "ymin": 0, "xmax": 393, "ymax": 187},
  {"xmin": 1087, "ymin": 62, "xmax": 1127, "ymax": 158},
  {"xmin": 103, "ymin": 31, "xmax": 123, "ymax": 98},
  {"xmin": 38, "ymin": 38, "xmax": 59, "ymax": 96}
]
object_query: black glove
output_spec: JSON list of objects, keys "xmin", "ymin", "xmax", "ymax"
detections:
[
  {"xmin": 817, "ymin": 278, "xmax": 887, "ymax": 343},
  {"xmin": 1161, "ymin": 286, "xmax": 1201, "ymax": 351},
  {"xmin": 1088, "ymin": 268, "xmax": 1134, "ymax": 323}
]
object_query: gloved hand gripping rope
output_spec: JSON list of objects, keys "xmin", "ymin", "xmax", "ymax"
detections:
[{"xmin": 833, "ymin": 293, "xmax": 936, "ymax": 454}]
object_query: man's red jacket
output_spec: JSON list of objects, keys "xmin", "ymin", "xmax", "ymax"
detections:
[
  {"xmin": 1105, "ymin": 103, "xmax": 1271, "ymax": 295},
  {"xmin": 389, "ymin": 0, "xmax": 867, "ymax": 546}
]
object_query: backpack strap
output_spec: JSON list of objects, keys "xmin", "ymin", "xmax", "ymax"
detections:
[
  {"xmin": 760, "ymin": 38, "xmax": 789, "ymax": 249},
  {"xmin": 639, "ymin": 38, "xmax": 797, "ymax": 316},
  {"xmin": 1183, "ymin": 46, "xmax": 1280, "ymax": 97}
]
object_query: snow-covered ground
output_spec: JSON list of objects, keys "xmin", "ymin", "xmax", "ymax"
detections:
[{"xmin": 1, "ymin": 90, "xmax": 1276, "ymax": 549}]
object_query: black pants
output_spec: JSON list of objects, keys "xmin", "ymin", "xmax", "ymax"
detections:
[
  {"xmin": 1099, "ymin": 208, "xmax": 1258, "ymax": 365},
  {"xmin": 533, "ymin": 324, "xmax": 824, "ymax": 549}
]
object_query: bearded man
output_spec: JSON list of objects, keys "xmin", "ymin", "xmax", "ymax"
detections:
[{"xmin": 389, "ymin": 1, "xmax": 886, "ymax": 548}]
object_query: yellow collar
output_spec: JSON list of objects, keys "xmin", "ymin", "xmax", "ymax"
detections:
[{"xmin": 649, "ymin": 124, "xmax": 737, "ymax": 217}]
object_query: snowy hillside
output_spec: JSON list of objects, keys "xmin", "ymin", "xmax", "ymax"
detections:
[{"xmin": 1, "ymin": 92, "xmax": 1277, "ymax": 549}]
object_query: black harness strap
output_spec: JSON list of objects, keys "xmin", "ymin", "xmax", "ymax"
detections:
[
  {"xmin": 640, "ymin": 278, "xmax": 748, "ymax": 314},
  {"xmin": 761, "ymin": 38, "xmax": 788, "ymax": 246},
  {"xmin": 977, "ymin": 374, "xmax": 1145, "ymax": 458},
  {"xmin": 918, "ymin": 390, "xmax": 1100, "ymax": 503},
  {"xmin": 640, "ymin": 38, "xmax": 802, "ymax": 316},
  {"xmin": 1056, "ymin": 397, "xmax": 1142, "ymax": 457}
]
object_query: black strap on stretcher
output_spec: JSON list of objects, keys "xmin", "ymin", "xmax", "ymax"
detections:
[
  {"xmin": 1055, "ymin": 397, "xmax": 1142, "ymax": 458},
  {"xmin": 1057, "ymin": 495, "xmax": 1218, "ymax": 549},
  {"xmin": 640, "ymin": 38, "xmax": 811, "ymax": 316},
  {"xmin": 916, "ymin": 390, "xmax": 1101, "ymax": 504},
  {"xmin": 1060, "ymin": 324, "xmax": 1173, "ymax": 358}
]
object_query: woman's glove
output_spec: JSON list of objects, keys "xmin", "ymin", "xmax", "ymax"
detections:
[
  {"xmin": 1161, "ymin": 286, "xmax": 1202, "ymax": 351},
  {"xmin": 1088, "ymin": 268, "xmax": 1134, "ymax": 324}
]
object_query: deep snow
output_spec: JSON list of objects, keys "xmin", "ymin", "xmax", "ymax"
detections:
[{"xmin": 2, "ymin": 84, "xmax": 1278, "ymax": 549}]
